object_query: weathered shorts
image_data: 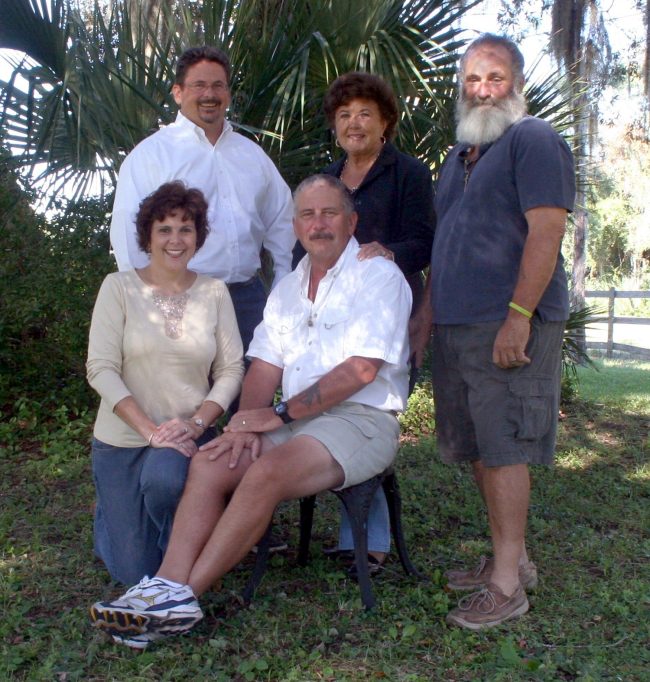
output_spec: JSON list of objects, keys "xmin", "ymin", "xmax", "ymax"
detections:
[
  {"xmin": 432, "ymin": 318, "xmax": 565, "ymax": 467},
  {"xmin": 264, "ymin": 401, "xmax": 399, "ymax": 488}
]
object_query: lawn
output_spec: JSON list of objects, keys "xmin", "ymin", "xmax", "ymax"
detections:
[{"xmin": 1, "ymin": 360, "xmax": 648, "ymax": 681}]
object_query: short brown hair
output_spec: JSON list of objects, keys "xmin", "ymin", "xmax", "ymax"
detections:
[
  {"xmin": 136, "ymin": 182, "xmax": 209, "ymax": 253},
  {"xmin": 175, "ymin": 46, "xmax": 231, "ymax": 86},
  {"xmin": 323, "ymin": 72, "xmax": 399, "ymax": 140}
]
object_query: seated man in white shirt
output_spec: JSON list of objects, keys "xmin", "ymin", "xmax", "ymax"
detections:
[{"xmin": 89, "ymin": 175, "xmax": 412, "ymax": 648}]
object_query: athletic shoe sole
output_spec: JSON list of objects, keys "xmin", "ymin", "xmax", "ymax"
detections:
[{"xmin": 90, "ymin": 602, "xmax": 202, "ymax": 636}]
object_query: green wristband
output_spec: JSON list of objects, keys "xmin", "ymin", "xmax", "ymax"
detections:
[{"xmin": 509, "ymin": 301, "xmax": 533, "ymax": 319}]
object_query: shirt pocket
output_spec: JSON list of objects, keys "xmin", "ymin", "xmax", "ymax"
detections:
[
  {"xmin": 319, "ymin": 306, "xmax": 352, "ymax": 364},
  {"xmin": 268, "ymin": 313, "xmax": 304, "ymax": 359},
  {"xmin": 507, "ymin": 374, "xmax": 555, "ymax": 442}
]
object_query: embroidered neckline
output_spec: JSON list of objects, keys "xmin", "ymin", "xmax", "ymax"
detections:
[{"xmin": 152, "ymin": 291, "xmax": 190, "ymax": 339}]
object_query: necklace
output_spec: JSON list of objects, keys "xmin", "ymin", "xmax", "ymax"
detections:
[{"xmin": 341, "ymin": 151, "xmax": 381, "ymax": 193}]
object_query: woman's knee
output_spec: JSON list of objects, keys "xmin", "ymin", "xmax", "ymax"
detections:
[{"xmin": 141, "ymin": 449, "xmax": 189, "ymax": 506}]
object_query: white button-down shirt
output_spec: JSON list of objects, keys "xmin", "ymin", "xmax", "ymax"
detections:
[
  {"xmin": 109, "ymin": 113, "xmax": 295, "ymax": 285},
  {"xmin": 248, "ymin": 238, "xmax": 412, "ymax": 412}
]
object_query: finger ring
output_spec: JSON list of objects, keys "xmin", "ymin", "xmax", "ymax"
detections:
[
  {"xmin": 242, "ymin": 420, "xmax": 246, "ymax": 426},
  {"xmin": 184, "ymin": 427, "xmax": 188, "ymax": 434}
]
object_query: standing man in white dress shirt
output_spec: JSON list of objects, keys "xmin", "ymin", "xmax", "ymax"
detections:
[{"xmin": 109, "ymin": 46, "xmax": 295, "ymax": 353}]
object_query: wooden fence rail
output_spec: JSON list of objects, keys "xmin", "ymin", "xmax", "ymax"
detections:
[{"xmin": 584, "ymin": 288, "xmax": 650, "ymax": 359}]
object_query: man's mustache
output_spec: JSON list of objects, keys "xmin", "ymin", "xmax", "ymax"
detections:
[
  {"xmin": 309, "ymin": 232, "xmax": 334, "ymax": 241},
  {"xmin": 467, "ymin": 96, "xmax": 496, "ymax": 107}
]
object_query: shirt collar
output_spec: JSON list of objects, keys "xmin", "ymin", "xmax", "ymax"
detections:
[
  {"xmin": 297, "ymin": 236, "xmax": 360, "ymax": 294},
  {"xmin": 175, "ymin": 111, "xmax": 232, "ymax": 144}
]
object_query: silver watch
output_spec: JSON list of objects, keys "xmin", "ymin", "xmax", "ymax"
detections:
[{"xmin": 193, "ymin": 418, "xmax": 205, "ymax": 430}]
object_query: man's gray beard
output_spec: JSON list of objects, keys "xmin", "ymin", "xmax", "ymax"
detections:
[{"xmin": 455, "ymin": 90, "xmax": 527, "ymax": 145}]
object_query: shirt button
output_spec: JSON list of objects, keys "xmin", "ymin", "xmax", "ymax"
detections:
[{"xmin": 296, "ymin": 367, "xmax": 301, "ymax": 371}]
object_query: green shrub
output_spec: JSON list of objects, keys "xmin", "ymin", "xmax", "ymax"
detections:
[{"xmin": 0, "ymin": 157, "xmax": 113, "ymax": 413}]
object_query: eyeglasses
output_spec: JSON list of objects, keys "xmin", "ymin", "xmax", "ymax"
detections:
[{"xmin": 185, "ymin": 81, "xmax": 229, "ymax": 93}]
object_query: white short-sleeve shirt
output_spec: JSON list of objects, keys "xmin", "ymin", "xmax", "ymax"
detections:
[{"xmin": 247, "ymin": 238, "xmax": 412, "ymax": 412}]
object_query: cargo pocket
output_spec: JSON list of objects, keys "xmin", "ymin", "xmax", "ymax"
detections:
[{"xmin": 507, "ymin": 375, "xmax": 554, "ymax": 442}]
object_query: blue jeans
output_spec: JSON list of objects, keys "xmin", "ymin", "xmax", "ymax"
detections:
[
  {"xmin": 91, "ymin": 430, "xmax": 214, "ymax": 584},
  {"xmin": 227, "ymin": 275, "xmax": 267, "ymax": 356},
  {"xmin": 338, "ymin": 490, "xmax": 390, "ymax": 553}
]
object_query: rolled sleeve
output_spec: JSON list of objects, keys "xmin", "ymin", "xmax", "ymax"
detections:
[{"xmin": 343, "ymin": 264, "xmax": 412, "ymax": 364}]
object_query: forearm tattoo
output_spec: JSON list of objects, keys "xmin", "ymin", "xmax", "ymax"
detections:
[{"xmin": 298, "ymin": 382, "xmax": 322, "ymax": 407}]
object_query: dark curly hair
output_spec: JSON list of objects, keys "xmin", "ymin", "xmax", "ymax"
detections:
[
  {"xmin": 175, "ymin": 46, "xmax": 231, "ymax": 86},
  {"xmin": 323, "ymin": 72, "xmax": 399, "ymax": 140},
  {"xmin": 136, "ymin": 181, "xmax": 209, "ymax": 253}
]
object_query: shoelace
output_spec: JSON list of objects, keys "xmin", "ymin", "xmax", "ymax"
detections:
[
  {"xmin": 457, "ymin": 587, "xmax": 498, "ymax": 614},
  {"xmin": 122, "ymin": 576, "xmax": 155, "ymax": 598},
  {"xmin": 471, "ymin": 555, "xmax": 490, "ymax": 578}
]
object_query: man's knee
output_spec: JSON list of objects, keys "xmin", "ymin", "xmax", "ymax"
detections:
[{"xmin": 240, "ymin": 455, "xmax": 282, "ymax": 493}]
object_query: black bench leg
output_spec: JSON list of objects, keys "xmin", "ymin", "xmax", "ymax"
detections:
[
  {"xmin": 336, "ymin": 477, "xmax": 383, "ymax": 610},
  {"xmin": 298, "ymin": 495, "xmax": 316, "ymax": 566},
  {"xmin": 384, "ymin": 472, "xmax": 426, "ymax": 579}
]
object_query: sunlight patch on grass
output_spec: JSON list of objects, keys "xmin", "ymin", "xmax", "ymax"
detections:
[
  {"xmin": 555, "ymin": 448, "xmax": 603, "ymax": 470},
  {"xmin": 578, "ymin": 359, "xmax": 650, "ymax": 412},
  {"xmin": 624, "ymin": 465, "xmax": 650, "ymax": 483}
]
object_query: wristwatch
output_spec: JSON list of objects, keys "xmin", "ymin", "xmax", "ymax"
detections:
[
  {"xmin": 193, "ymin": 418, "xmax": 206, "ymax": 430},
  {"xmin": 273, "ymin": 401, "xmax": 294, "ymax": 424}
]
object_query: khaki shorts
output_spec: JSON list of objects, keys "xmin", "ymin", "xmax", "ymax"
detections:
[
  {"xmin": 264, "ymin": 402, "xmax": 399, "ymax": 489},
  {"xmin": 432, "ymin": 318, "xmax": 565, "ymax": 467}
]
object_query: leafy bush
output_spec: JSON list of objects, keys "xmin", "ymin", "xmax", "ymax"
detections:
[{"xmin": 0, "ymin": 157, "xmax": 113, "ymax": 413}]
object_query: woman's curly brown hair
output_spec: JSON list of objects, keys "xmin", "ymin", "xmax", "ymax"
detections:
[
  {"xmin": 136, "ymin": 181, "xmax": 209, "ymax": 253},
  {"xmin": 323, "ymin": 72, "xmax": 399, "ymax": 140}
]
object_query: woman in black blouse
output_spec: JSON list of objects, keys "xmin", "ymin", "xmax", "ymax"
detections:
[{"xmin": 294, "ymin": 72, "xmax": 435, "ymax": 572}]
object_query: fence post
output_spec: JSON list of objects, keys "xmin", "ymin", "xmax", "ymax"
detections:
[{"xmin": 606, "ymin": 287, "xmax": 615, "ymax": 358}]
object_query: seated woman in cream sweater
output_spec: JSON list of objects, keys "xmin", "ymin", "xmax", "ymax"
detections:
[{"xmin": 87, "ymin": 181, "xmax": 244, "ymax": 585}]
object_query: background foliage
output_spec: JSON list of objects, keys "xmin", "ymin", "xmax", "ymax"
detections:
[{"xmin": 0, "ymin": 147, "xmax": 112, "ymax": 411}]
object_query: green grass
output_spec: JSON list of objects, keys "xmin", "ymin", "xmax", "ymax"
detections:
[
  {"xmin": 1, "ymin": 362, "xmax": 648, "ymax": 681},
  {"xmin": 577, "ymin": 359, "xmax": 650, "ymax": 411}
]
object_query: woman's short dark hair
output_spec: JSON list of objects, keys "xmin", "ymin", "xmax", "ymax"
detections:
[
  {"xmin": 175, "ymin": 46, "xmax": 231, "ymax": 86},
  {"xmin": 136, "ymin": 181, "xmax": 209, "ymax": 253},
  {"xmin": 323, "ymin": 72, "xmax": 399, "ymax": 140}
]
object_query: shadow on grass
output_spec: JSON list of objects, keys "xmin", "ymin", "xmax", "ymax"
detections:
[{"xmin": 1, "ymin": 394, "xmax": 648, "ymax": 681}]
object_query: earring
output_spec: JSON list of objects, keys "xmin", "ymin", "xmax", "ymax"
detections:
[
  {"xmin": 335, "ymin": 138, "xmax": 341, "ymax": 148},
  {"xmin": 380, "ymin": 135, "xmax": 386, "ymax": 144}
]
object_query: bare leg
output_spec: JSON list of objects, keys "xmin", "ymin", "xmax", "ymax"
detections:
[
  {"xmin": 156, "ymin": 449, "xmax": 252, "ymax": 584},
  {"xmin": 475, "ymin": 461, "xmax": 530, "ymax": 595},
  {"xmin": 186, "ymin": 435, "xmax": 345, "ymax": 596},
  {"xmin": 472, "ymin": 461, "xmax": 530, "ymax": 567}
]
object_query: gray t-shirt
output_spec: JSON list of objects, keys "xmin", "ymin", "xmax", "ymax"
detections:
[{"xmin": 431, "ymin": 116, "xmax": 575, "ymax": 324}]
